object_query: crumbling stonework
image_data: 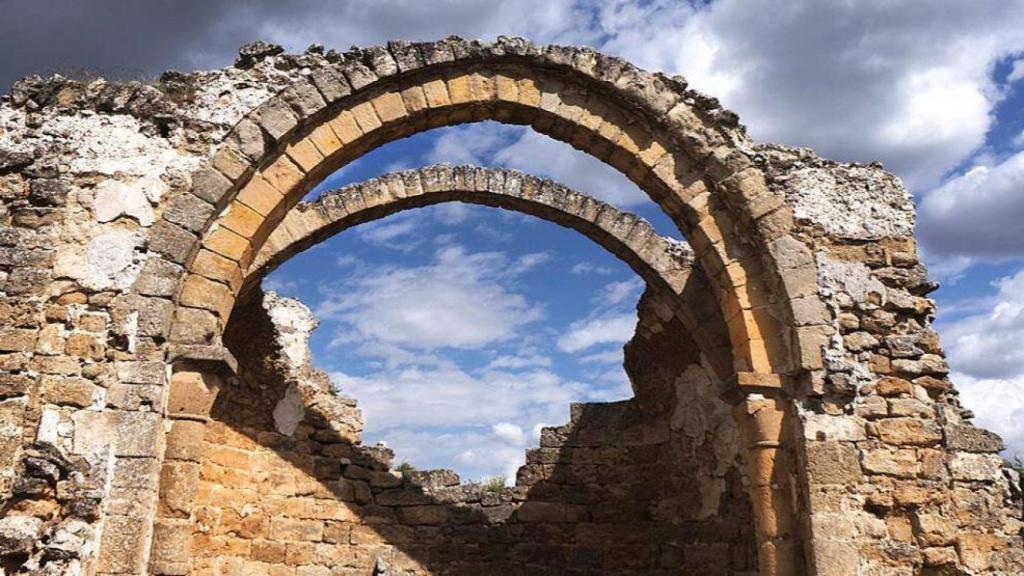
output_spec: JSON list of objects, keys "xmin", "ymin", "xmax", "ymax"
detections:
[
  {"xmin": 196, "ymin": 287, "xmax": 754, "ymax": 575},
  {"xmin": 0, "ymin": 36, "xmax": 1019, "ymax": 575}
]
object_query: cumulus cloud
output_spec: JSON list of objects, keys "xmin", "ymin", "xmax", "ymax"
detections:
[
  {"xmin": 319, "ymin": 244, "xmax": 545, "ymax": 350},
  {"xmin": 557, "ymin": 313, "xmax": 637, "ymax": 354},
  {"xmin": 955, "ymin": 373, "xmax": 1024, "ymax": 457},
  {"xmin": 329, "ymin": 365, "xmax": 591, "ymax": 480},
  {"xmin": 593, "ymin": 277, "xmax": 644, "ymax": 307},
  {"xmin": 1009, "ymin": 59, "xmax": 1024, "ymax": 83},
  {"xmin": 424, "ymin": 123, "xmax": 649, "ymax": 208},
  {"xmin": 939, "ymin": 268, "xmax": 1024, "ymax": 455},
  {"xmin": 596, "ymin": 0, "xmax": 1024, "ymax": 191},
  {"xmin": 0, "ymin": 0, "xmax": 593, "ymax": 89},
  {"xmin": 940, "ymin": 269, "xmax": 1024, "ymax": 380},
  {"xmin": 918, "ymin": 151, "xmax": 1024, "ymax": 263}
]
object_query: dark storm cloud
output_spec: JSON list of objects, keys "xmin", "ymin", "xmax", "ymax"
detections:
[{"xmin": 0, "ymin": 0, "xmax": 591, "ymax": 91}]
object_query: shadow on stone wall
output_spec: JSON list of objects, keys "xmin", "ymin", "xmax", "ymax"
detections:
[{"xmin": 196, "ymin": 287, "xmax": 756, "ymax": 575}]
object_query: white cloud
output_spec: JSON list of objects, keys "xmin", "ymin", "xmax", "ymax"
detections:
[
  {"xmin": 1009, "ymin": 59, "xmax": 1024, "ymax": 83},
  {"xmin": 357, "ymin": 213, "xmax": 418, "ymax": 245},
  {"xmin": 318, "ymin": 244, "xmax": 545, "ymax": 350},
  {"xmin": 940, "ymin": 268, "xmax": 1024, "ymax": 380},
  {"xmin": 329, "ymin": 365, "xmax": 598, "ymax": 480},
  {"xmin": 593, "ymin": 277, "xmax": 644, "ymax": 306},
  {"xmin": 487, "ymin": 354, "xmax": 553, "ymax": 370},
  {"xmin": 939, "ymin": 266, "xmax": 1024, "ymax": 455},
  {"xmin": 492, "ymin": 422, "xmax": 527, "ymax": 446},
  {"xmin": 558, "ymin": 312, "xmax": 637, "ymax": 353},
  {"xmin": 571, "ymin": 262, "xmax": 615, "ymax": 275},
  {"xmin": 918, "ymin": 151, "xmax": 1024, "ymax": 263},
  {"xmin": 955, "ymin": 373, "xmax": 1024, "ymax": 457},
  {"xmin": 595, "ymin": 0, "xmax": 1024, "ymax": 191},
  {"xmin": 579, "ymin": 349, "xmax": 624, "ymax": 365},
  {"xmin": 424, "ymin": 123, "xmax": 650, "ymax": 208}
]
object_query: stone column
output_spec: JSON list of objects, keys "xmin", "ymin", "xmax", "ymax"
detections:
[
  {"xmin": 148, "ymin": 347, "xmax": 235, "ymax": 575},
  {"xmin": 732, "ymin": 372, "xmax": 803, "ymax": 576}
]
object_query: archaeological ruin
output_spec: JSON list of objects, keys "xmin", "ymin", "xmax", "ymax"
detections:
[{"xmin": 0, "ymin": 36, "xmax": 1020, "ymax": 575}]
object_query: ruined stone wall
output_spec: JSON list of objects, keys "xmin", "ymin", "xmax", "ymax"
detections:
[
  {"xmin": 189, "ymin": 289, "xmax": 755, "ymax": 575},
  {"xmin": 0, "ymin": 36, "xmax": 1020, "ymax": 575},
  {"xmin": 756, "ymin": 145, "xmax": 1024, "ymax": 574}
]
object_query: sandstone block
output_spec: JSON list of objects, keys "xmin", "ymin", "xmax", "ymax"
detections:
[
  {"xmin": 873, "ymin": 418, "xmax": 942, "ymax": 446},
  {"xmin": 913, "ymin": 513, "xmax": 956, "ymax": 546},
  {"xmin": 805, "ymin": 441, "xmax": 862, "ymax": 485},
  {"xmin": 169, "ymin": 307, "xmax": 218, "ymax": 345},
  {"xmin": 948, "ymin": 453, "xmax": 1003, "ymax": 482},
  {"xmin": 97, "ymin": 515, "xmax": 149, "ymax": 573},
  {"xmin": 943, "ymin": 424, "xmax": 1004, "ymax": 453},
  {"xmin": 0, "ymin": 328, "xmax": 37, "ymax": 352}
]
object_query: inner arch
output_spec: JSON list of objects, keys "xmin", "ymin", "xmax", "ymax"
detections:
[
  {"xmin": 169, "ymin": 38, "xmax": 804, "ymax": 574},
  {"xmin": 240, "ymin": 164, "xmax": 733, "ymax": 381}
]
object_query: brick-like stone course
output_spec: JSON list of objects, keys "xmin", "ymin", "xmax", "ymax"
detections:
[{"xmin": 0, "ymin": 35, "xmax": 1019, "ymax": 576}]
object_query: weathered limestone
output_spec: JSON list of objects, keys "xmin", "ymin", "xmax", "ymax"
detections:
[{"xmin": 0, "ymin": 36, "xmax": 1019, "ymax": 576}]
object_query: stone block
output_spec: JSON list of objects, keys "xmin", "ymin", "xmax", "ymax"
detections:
[
  {"xmin": 876, "ymin": 376, "xmax": 913, "ymax": 397},
  {"xmin": 191, "ymin": 166, "xmax": 233, "ymax": 205},
  {"xmin": 805, "ymin": 441, "xmax": 862, "ymax": 485},
  {"xmin": 943, "ymin": 424, "xmax": 1005, "ymax": 453},
  {"xmin": 162, "ymin": 192, "xmax": 214, "ymax": 233},
  {"xmin": 158, "ymin": 461, "xmax": 200, "ymax": 518},
  {"xmin": 114, "ymin": 411, "xmax": 163, "ymax": 457},
  {"xmin": 0, "ymin": 328, "xmax": 37, "ymax": 352},
  {"xmin": 148, "ymin": 220, "xmax": 197, "ymax": 264},
  {"xmin": 220, "ymin": 200, "xmax": 264, "ymax": 238},
  {"xmin": 149, "ymin": 519, "xmax": 192, "ymax": 575},
  {"xmin": 284, "ymin": 138, "xmax": 324, "ymax": 174},
  {"xmin": 65, "ymin": 332, "xmax": 104, "ymax": 359},
  {"xmin": 169, "ymin": 307, "xmax": 218, "ymax": 345},
  {"xmin": 190, "ymin": 249, "xmax": 241, "ymax": 288},
  {"xmin": 269, "ymin": 516, "xmax": 323, "ymax": 542},
  {"xmin": 948, "ymin": 453, "xmax": 1003, "ymax": 482},
  {"xmin": 913, "ymin": 513, "xmax": 956, "ymax": 546},
  {"xmin": 236, "ymin": 176, "xmax": 282, "ymax": 216},
  {"xmin": 860, "ymin": 447, "xmax": 919, "ymax": 478},
  {"xmin": 254, "ymin": 98, "xmax": 299, "ymax": 141},
  {"xmin": 42, "ymin": 375, "xmax": 96, "ymax": 408},
  {"xmin": 803, "ymin": 414, "xmax": 867, "ymax": 442},
  {"xmin": 166, "ymin": 371, "xmax": 220, "ymax": 419},
  {"xmin": 97, "ymin": 514, "xmax": 149, "ymax": 574},
  {"xmin": 179, "ymin": 274, "xmax": 233, "ymax": 317},
  {"xmin": 164, "ymin": 419, "xmax": 207, "ymax": 462},
  {"xmin": 873, "ymin": 418, "xmax": 942, "ymax": 446},
  {"xmin": 115, "ymin": 360, "xmax": 165, "ymax": 385}
]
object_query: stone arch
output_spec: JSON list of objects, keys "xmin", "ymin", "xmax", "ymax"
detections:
[
  {"xmin": 241, "ymin": 164, "xmax": 733, "ymax": 380},
  {"xmin": 148, "ymin": 37, "xmax": 818, "ymax": 574}
]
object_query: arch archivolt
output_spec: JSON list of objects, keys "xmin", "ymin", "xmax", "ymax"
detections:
[
  {"xmin": 149, "ymin": 38, "xmax": 819, "ymax": 575},
  {"xmin": 239, "ymin": 164, "xmax": 734, "ymax": 380},
  {"xmin": 170, "ymin": 49, "xmax": 806, "ymax": 378}
]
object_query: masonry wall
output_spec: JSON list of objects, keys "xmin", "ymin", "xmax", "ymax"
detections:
[
  {"xmin": 0, "ymin": 37, "xmax": 1021, "ymax": 576},
  {"xmin": 757, "ymin": 145, "xmax": 1024, "ymax": 574},
  {"xmin": 187, "ymin": 289, "xmax": 756, "ymax": 575}
]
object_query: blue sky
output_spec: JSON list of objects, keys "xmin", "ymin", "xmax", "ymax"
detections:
[
  {"xmin": 265, "ymin": 124, "xmax": 680, "ymax": 480},
  {"xmin": 5, "ymin": 0, "xmax": 1022, "ymax": 480},
  {"xmin": 252, "ymin": 1, "xmax": 1024, "ymax": 479}
]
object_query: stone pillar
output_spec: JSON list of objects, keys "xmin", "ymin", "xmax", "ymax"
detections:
[
  {"xmin": 732, "ymin": 372, "xmax": 803, "ymax": 576},
  {"xmin": 148, "ymin": 347, "xmax": 235, "ymax": 575}
]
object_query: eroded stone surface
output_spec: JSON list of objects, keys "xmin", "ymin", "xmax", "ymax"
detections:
[{"xmin": 0, "ymin": 35, "xmax": 1019, "ymax": 576}]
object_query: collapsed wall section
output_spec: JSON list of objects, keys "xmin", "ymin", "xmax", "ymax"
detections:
[{"xmin": 188, "ymin": 288, "xmax": 755, "ymax": 575}]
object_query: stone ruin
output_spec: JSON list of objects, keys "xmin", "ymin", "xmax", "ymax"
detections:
[{"xmin": 0, "ymin": 36, "xmax": 1020, "ymax": 575}]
